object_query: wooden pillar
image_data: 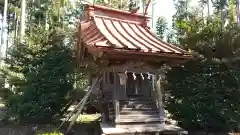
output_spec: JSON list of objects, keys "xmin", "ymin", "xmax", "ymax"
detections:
[
  {"xmin": 101, "ymin": 72, "xmax": 107, "ymax": 123},
  {"xmin": 114, "ymin": 69, "xmax": 120, "ymax": 124},
  {"xmin": 156, "ymin": 75, "xmax": 165, "ymax": 123}
]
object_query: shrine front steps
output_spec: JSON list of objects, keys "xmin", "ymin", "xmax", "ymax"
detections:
[
  {"xmin": 103, "ymin": 97, "xmax": 187, "ymax": 135},
  {"xmin": 111, "ymin": 96, "xmax": 163, "ymax": 126},
  {"xmin": 115, "ymin": 123, "xmax": 183, "ymax": 133}
]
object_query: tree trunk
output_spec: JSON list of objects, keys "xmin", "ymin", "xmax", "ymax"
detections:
[
  {"xmin": 45, "ymin": 12, "xmax": 49, "ymax": 30},
  {"xmin": 19, "ymin": 0, "xmax": 26, "ymax": 43},
  {"xmin": 207, "ymin": 0, "xmax": 210, "ymax": 18},
  {"xmin": 237, "ymin": 0, "xmax": 240, "ymax": 24},
  {"xmin": 141, "ymin": 0, "xmax": 145, "ymax": 14},
  {"xmin": 6, "ymin": 11, "xmax": 10, "ymax": 58},
  {"xmin": 120, "ymin": 0, "xmax": 123, "ymax": 9},
  {"xmin": 1, "ymin": 0, "xmax": 8, "ymax": 58},
  {"xmin": 221, "ymin": 1, "xmax": 225, "ymax": 30},
  {"xmin": 13, "ymin": 12, "xmax": 17, "ymax": 45},
  {"xmin": 14, "ymin": 15, "xmax": 19, "ymax": 45}
]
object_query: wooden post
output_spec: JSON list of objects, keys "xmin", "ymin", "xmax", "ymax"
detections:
[
  {"xmin": 156, "ymin": 75, "xmax": 165, "ymax": 123},
  {"xmin": 114, "ymin": 69, "xmax": 120, "ymax": 124},
  {"xmin": 65, "ymin": 74, "xmax": 102, "ymax": 133},
  {"xmin": 101, "ymin": 72, "xmax": 106, "ymax": 123}
]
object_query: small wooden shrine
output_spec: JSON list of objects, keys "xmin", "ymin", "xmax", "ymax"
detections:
[{"xmin": 77, "ymin": 4, "xmax": 192, "ymax": 135}]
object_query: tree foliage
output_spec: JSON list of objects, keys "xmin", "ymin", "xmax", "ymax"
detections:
[
  {"xmin": 95, "ymin": 0, "xmax": 124, "ymax": 9},
  {"xmin": 163, "ymin": 0, "xmax": 240, "ymax": 132},
  {"xmin": 156, "ymin": 16, "xmax": 168, "ymax": 40},
  {"xmin": 95, "ymin": 0, "xmax": 148, "ymax": 11},
  {"xmin": 2, "ymin": 27, "xmax": 75, "ymax": 123},
  {"xmin": 0, "ymin": 0, "xmax": 89, "ymax": 123},
  {"xmin": 165, "ymin": 59, "xmax": 240, "ymax": 131}
]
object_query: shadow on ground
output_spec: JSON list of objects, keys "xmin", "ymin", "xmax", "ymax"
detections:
[
  {"xmin": 0, "ymin": 100, "xmax": 101, "ymax": 135},
  {"xmin": 0, "ymin": 121, "xmax": 101, "ymax": 135}
]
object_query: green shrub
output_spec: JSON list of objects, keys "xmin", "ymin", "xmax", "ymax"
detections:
[
  {"xmin": 3, "ymin": 27, "xmax": 75, "ymax": 123},
  {"xmin": 165, "ymin": 59, "xmax": 240, "ymax": 132}
]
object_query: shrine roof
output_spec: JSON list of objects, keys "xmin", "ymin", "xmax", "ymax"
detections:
[{"xmin": 80, "ymin": 5, "xmax": 191, "ymax": 59}]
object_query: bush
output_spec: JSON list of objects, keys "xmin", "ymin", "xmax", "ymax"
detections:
[
  {"xmin": 3, "ymin": 27, "xmax": 75, "ymax": 123},
  {"xmin": 164, "ymin": 59, "xmax": 240, "ymax": 132}
]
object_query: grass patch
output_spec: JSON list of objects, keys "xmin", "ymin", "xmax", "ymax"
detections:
[
  {"xmin": 76, "ymin": 114, "xmax": 101, "ymax": 123},
  {"xmin": 0, "ymin": 100, "xmax": 6, "ymax": 108},
  {"xmin": 38, "ymin": 132, "xmax": 64, "ymax": 135},
  {"xmin": 0, "ymin": 103, "xmax": 5, "ymax": 108}
]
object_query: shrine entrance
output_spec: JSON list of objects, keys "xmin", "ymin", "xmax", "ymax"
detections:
[{"xmin": 126, "ymin": 73, "xmax": 150, "ymax": 98}]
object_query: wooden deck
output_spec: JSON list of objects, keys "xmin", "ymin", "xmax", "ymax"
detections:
[{"xmin": 100, "ymin": 123, "xmax": 188, "ymax": 135}]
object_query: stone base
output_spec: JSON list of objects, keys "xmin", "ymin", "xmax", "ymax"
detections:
[{"xmin": 100, "ymin": 123, "xmax": 188, "ymax": 135}]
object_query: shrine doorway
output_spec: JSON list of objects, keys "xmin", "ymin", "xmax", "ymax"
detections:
[{"xmin": 126, "ymin": 73, "xmax": 149, "ymax": 97}]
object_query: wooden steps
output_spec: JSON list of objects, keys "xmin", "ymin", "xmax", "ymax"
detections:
[
  {"xmin": 101, "ymin": 96, "xmax": 186, "ymax": 135},
  {"xmin": 117, "ymin": 118, "xmax": 162, "ymax": 123},
  {"xmin": 119, "ymin": 110, "xmax": 158, "ymax": 115},
  {"xmin": 119, "ymin": 114, "xmax": 160, "ymax": 119},
  {"xmin": 116, "ymin": 96, "xmax": 162, "ymax": 125},
  {"xmin": 116, "ymin": 123, "xmax": 183, "ymax": 130}
]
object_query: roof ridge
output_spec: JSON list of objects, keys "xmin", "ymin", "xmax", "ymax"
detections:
[
  {"xmin": 94, "ymin": 15, "xmax": 143, "ymax": 25},
  {"xmin": 89, "ymin": 4, "xmax": 150, "ymax": 18}
]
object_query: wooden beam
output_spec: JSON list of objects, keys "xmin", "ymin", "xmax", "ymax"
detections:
[
  {"xmin": 87, "ymin": 46, "xmax": 192, "ymax": 60},
  {"xmin": 66, "ymin": 74, "xmax": 102, "ymax": 133},
  {"xmin": 101, "ymin": 61, "xmax": 163, "ymax": 74},
  {"xmin": 103, "ymin": 53, "xmax": 184, "ymax": 63},
  {"xmin": 102, "ymin": 54, "xmax": 189, "ymax": 66}
]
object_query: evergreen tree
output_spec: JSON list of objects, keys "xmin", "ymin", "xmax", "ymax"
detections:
[
  {"xmin": 156, "ymin": 16, "xmax": 168, "ymax": 40},
  {"xmin": 165, "ymin": 0, "xmax": 240, "ymax": 132},
  {"xmin": 4, "ymin": 27, "xmax": 75, "ymax": 123},
  {"xmin": 0, "ymin": 0, "xmax": 81, "ymax": 123}
]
